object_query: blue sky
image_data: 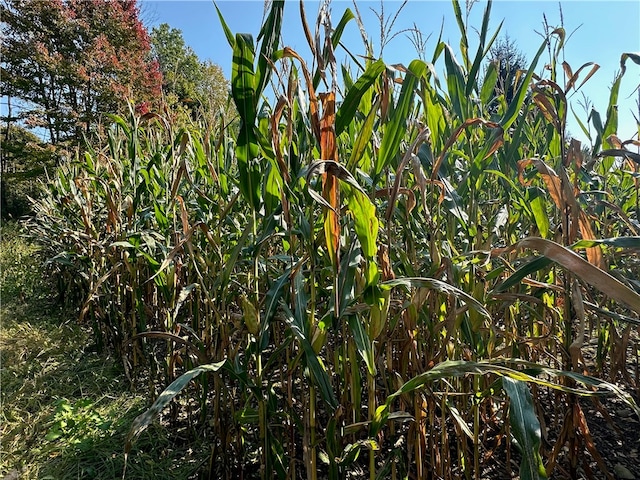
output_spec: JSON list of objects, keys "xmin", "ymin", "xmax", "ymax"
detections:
[{"xmin": 141, "ymin": 0, "xmax": 640, "ymax": 144}]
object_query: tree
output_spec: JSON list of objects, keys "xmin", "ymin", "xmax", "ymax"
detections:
[
  {"xmin": 150, "ymin": 23, "xmax": 229, "ymax": 122},
  {"xmin": 1, "ymin": 123, "xmax": 56, "ymax": 218},
  {"xmin": 150, "ymin": 23, "xmax": 201, "ymax": 104},
  {"xmin": 0, "ymin": 0, "xmax": 162, "ymax": 148},
  {"xmin": 487, "ymin": 35, "xmax": 527, "ymax": 105},
  {"xmin": 194, "ymin": 60, "xmax": 231, "ymax": 124}
]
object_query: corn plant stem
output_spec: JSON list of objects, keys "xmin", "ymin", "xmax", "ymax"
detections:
[
  {"xmin": 429, "ymin": 397, "xmax": 436, "ymax": 477},
  {"xmin": 131, "ymin": 272, "xmax": 138, "ymax": 369},
  {"xmin": 457, "ymin": 389, "xmax": 466, "ymax": 480},
  {"xmin": 387, "ymin": 338, "xmax": 397, "ymax": 480},
  {"xmin": 307, "ymin": 239, "xmax": 317, "ymax": 480},
  {"xmin": 340, "ymin": 330, "xmax": 347, "ymax": 409},
  {"xmin": 303, "ymin": 390, "xmax": 310, "ymax": 479},
  {"xmin": 415, "ymin": 393, "xmax": 424, "ymax": 480},
  {"xmin": 349, "ymin": 340, "xmax": 359, "ymax": 425},
  {"xmin": 309, "ymin": 384, "xmax": 317, "ymax": 480},
  {"xmin": 505, "ymin": 402, "xmax": 512, "ymax": 476},
  {"xmin": 250, "ymin": 210, "xmax": 268, "ymax": 480},
  {"xmin": 441, "ymin": 394, "xmax": 448, "ymax": 480},
  {"xmin": 368, "ymin": 371, "xmax": 376, "ymax": 480},
  {"xmin": 287, "ymin": 224, "xmax": 297, "ymax": 479},
  {"xmin": 287, "ymin": 345, "xmax": 296, "ymax": 480},
  {"xmin": 258, "ymin": 351, "xmax": 268, "ymax": 480},
  {"xmin": 473, "ymin": 375, "xmax": 480, "ymax": 480}
]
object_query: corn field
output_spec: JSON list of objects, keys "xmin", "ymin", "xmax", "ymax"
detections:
[{"xmin": 28, "ymin": 1, "xmax": 640, "ymax": 479}]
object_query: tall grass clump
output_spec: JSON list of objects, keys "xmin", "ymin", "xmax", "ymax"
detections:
[{"xmin": 29, "ymin": 1, "xmax": 640, "ymax": 479}]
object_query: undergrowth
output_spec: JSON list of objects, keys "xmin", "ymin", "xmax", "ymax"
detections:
[{"xmin": 0, "ymin": 222, "xmax": 207, "ymax": 479}]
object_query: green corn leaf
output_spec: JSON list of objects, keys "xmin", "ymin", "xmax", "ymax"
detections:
[
  {"xmin": 501, "ymin": 107, "xmax": 528, "ymax": 166},
  {"xmin": 264, "ymin": 159, "xmax": 282, "ymax": 215},
  {"xmin": 507, "ymin": 359, "xmax": 640, "ymax": 417},
  {"xmin": 232, "ymin": 33, "xmax": 257, "ymax": 125},
  {"xmin": 500, "ymin": 34, "xmax": 549, "ymax": 130},
  {"xmin": 269, "ymin": 434, "xmax": 288, "ymax": 479},
  {"xmin": 153, "ymin": 202, "xmax": 168, "ymax": 230},
  {"xmin": 371, "ymin": 358, "xmax": 639, "ymax": 437},
  {"xmin": 495, "ymin": 237, "xmax": 640, "ymax": 313},
  {"xmin": 589, "ymin": 107, "xmax": 605, "ymax": 154},
  {"xmin": 470, "ymin": 127, "xmax": 504, "ymax": 186},
  {"xmin": 348, "ymin": 316, "xmax": 376, "ymax": 376},
  {"xmin": 331, "ymin": 8, "xmax": 355, "ymax": 50},
  {"xmin": 382, "ymin": 277, "xmax": 491, "ymax": 321},
  {"xmin": 602, "ymin": 102, "xmax": 618, "ymax": 149},
  {"xmin": 503, "ymin": 378, "xmax": 547, "ymax": 480},
  {"xmin": 345, "ymin": 186, "xmax": 379, "ymax": 287},
  {"xmin": 126, "ymin": 360, "xmax": 227, "ymax": 452},
  {"xmin": 572, "ymin": 236, "xmax": 640, "ymax": 249},
  {"xmin": 480, "ymin": 61, "xmax": 498, "ymax": 105},
  {"xmin": 109, "ymin": 241, "xmax": 137, "ymax": 249},
  {"xmin": 337, "ymin": 241, "xmax": 362, "ymax": 318},
  {"xmin": 214, "ymin": 2, "xmax": 235, "ymax": 48},
  {"xmin": 281, "ymin": 303, "xmax": 338, "ymax": 410},
  {"xmin": 600, "ymin": 52, "xmax": 639, "ymax": 148},
  {"xmin": 375, "ymin": 59, "xmax": 427, "ymax": 181},
  {"xmin": 215, "ymin": 221, "xmax": 252, "ymax": 292},
  {"xmin": 235, "ymin": 408, "xmax": 259, "ymax": 424},
  {"xmin": 107, "ymin": 113, "xmax": 131, "ymax": 135},
  {"xmin": 336, "ymin": 59, "xmax": 385, "ymax": 136},
  {"xmin": 444, "ymin": 43, "xmax": 467, "ymax": 120},
  {"xmin": 423, "ymin": 83, "xmax": 447, "ymax": 152},
  {"xmin": 598, "ymin": 149, "xmax": 640, "ymax": 165},
  {"xmin": 529, "ymin": 192, "xmax": 549, "ymax": 239},
  {"xmin": 371, "ymin": 360, "xmax": 483, "ymax": 435},
  {"xmin": 346, "ymin": 96, "xmax": 379, "ymax": 173},
  {"xmin": 386, "ymin": 360, "xmax": 634, "ymax": 407},
  {"xmin": 451, "ymin": 0, "xmax": 468, "ymax": 68},
  {"xmin": 232, "ymin": 33, "xmax": 261, "ymax": 210},
  {"xmin": 342, "ymin": 64, "xmax": 354, "ymax": 90},
  {"xmin": 493, "ymin": 255, "xmax": 554, "ymax": 293},
  {"xmin": 447, "ymin": 401, "xmax": 474, "ymax": 439},
  {"xmin": 482, "ymin": 19, "xmax": 504, "ymax": 62},
  {"xmin": 264, "ymin": 269, "xmax": 290, "ymax": 334},
  {"xmin": 570, "ymin": 104, "xmax": 592, "ymax": 141},
  {"xmin": 263, "ymin": 267, "xmax": 294, "ymax": 347},
  {"xmin": 486, "ymin": 172, "xmax": 523, "ymax": 195},
  {"xmin": 465, "ymin": 0, "xmax": 493, "ymax": 96},
  {"xmin": 583, "ymin": 302, "xmax": 640, "ymax": 327},
  {"xmin": 339, "ymin": 439, "xmax": 378, "ymax": 466},
  {"xmin": 255, "ymin": 1, "xmax": 284, "ymax": 99},
  {"xmin": 429, "ymin": 19, "xmax": 446, "ymax": 65}
]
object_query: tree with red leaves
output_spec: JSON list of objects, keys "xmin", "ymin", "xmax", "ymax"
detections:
[{"xmin": 1, "ymin": 0, "xmax": 162, "ymax": 148}]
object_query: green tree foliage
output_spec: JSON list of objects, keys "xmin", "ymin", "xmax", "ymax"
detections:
[
  {"xmin": 150, "ymin": 23, "xmax": 229, "ymax": 122},
  {"xmin": 0, "ymin": 0, "xmax": 162, "ymax": 147},
  {"xmin": 197, "ymin": 59, "xmax": 232, "ymax": 124},
  {"xmin": 150, "ymin": 23, "xmax": 201, "ymax": 104},
  {"xmin": 1, "ymin": 123, "xmax": 56, "ymax": 218}
]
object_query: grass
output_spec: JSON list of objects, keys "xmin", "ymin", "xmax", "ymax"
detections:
[{"xmin": 0, "ymin": 223, "xmax": 209, "ymax": 479}]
